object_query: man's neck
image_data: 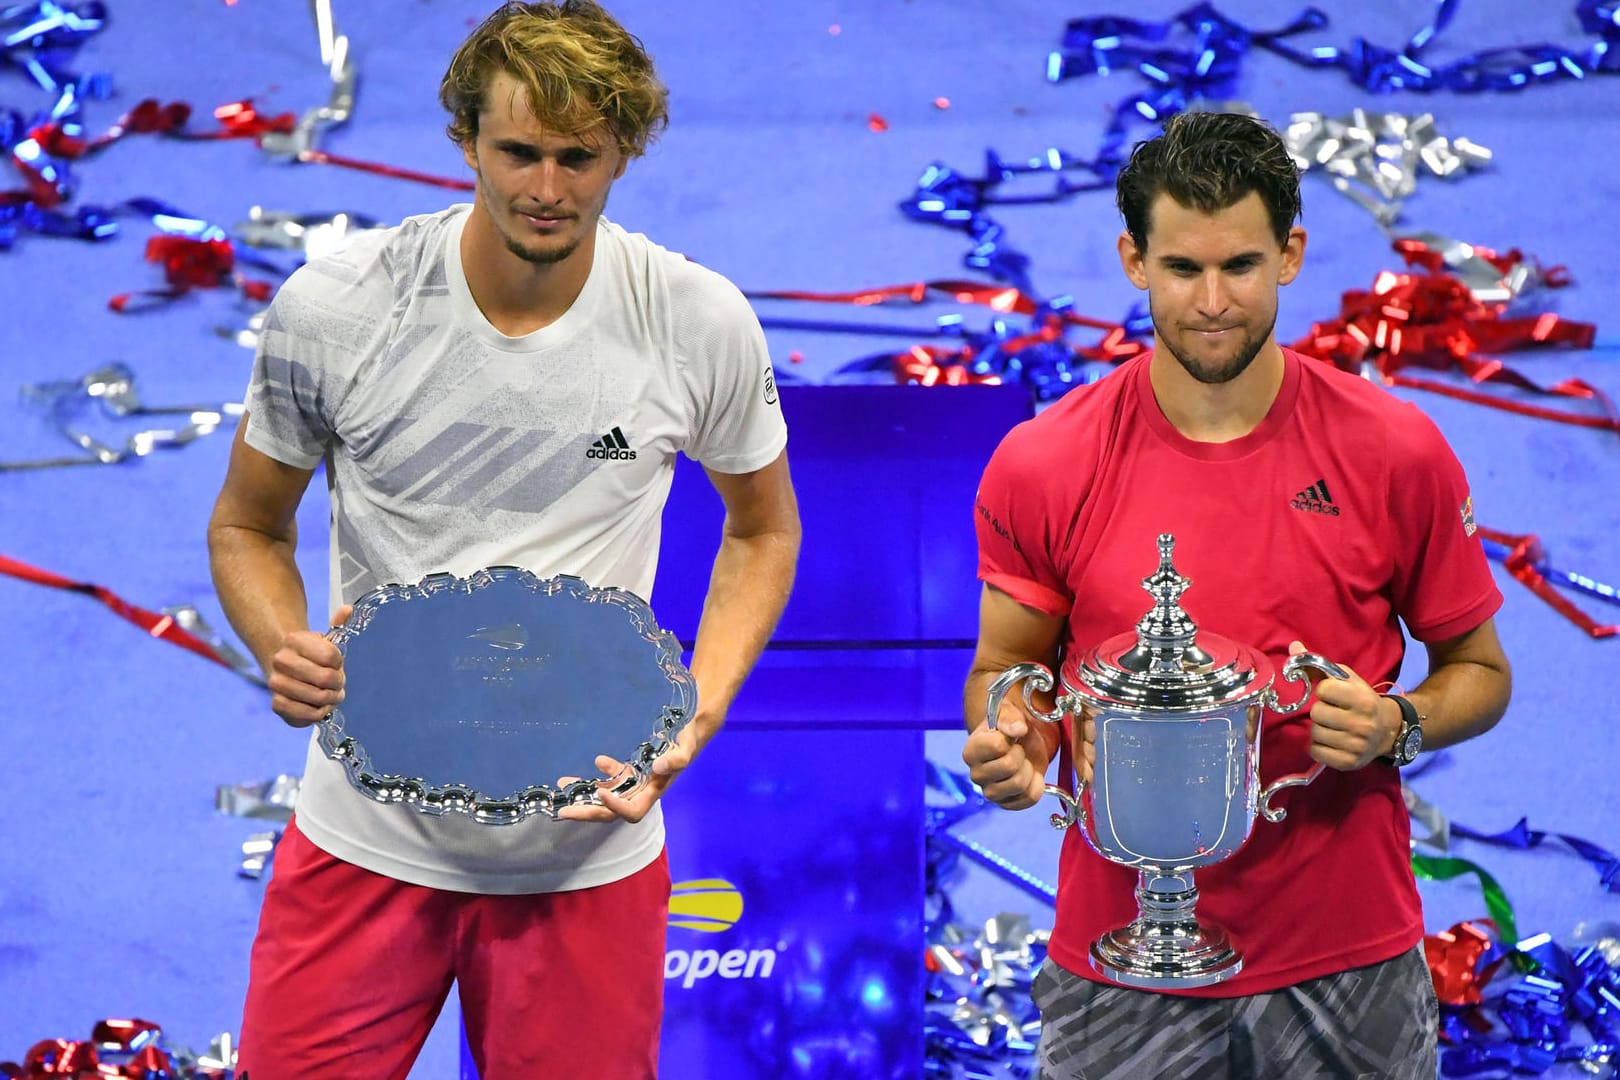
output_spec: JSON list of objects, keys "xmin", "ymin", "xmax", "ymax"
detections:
[
  {"xmin": 1148, "ymin": 341, "xmax": 1287, "ymax": 443},
  {"xmin": 459, "ymin": 203, "xmax": 595, "ymax": 337}
]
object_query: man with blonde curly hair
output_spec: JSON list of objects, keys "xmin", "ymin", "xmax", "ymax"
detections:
[{"xmin": 209, "ymin": 3, "xmax": 800, "ymax": 1077}]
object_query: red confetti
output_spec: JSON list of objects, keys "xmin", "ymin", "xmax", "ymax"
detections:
[
  {"xmin": 933, "ymin": 97, "xmax": 951, "ymax": 110},
  {"xmin": 867, "ymin": 114, "xmax": 889, "ymax": 133},
  {"xmin": 297, "ymin": 148, "xmax": 474, "ymax": 191},
  {"xmin": 1478, "ymin": 526, "xmax": 1619, "ymax": 639},
  {"xmin": 745, "ymin": 280, "xmax": 1147, "ymax": 389},
  {"xmin": 1291, "ymin": 240, "xmax": 1610, "ymax": 437},
  {"xmin": 0, "ymin": 554, "xmax": 247, "ymax": 673},
  {"xmin": 147, "ymin": 234, "xmax": 234, "ymax": 289},
  {"xmin": 789, "ymin": 351, "xmax": 804, "ymax": 364},
  {"xmin": 109, "ymin": 236, "xmax": 275, "ymax": 313},
  {"xmin": 1424, "ymin": 921, "xmax": 1505, "ymax": 1006},
  {"xmin": 209, "ymin": 99, "xmax": 296, "ymax": 139},
  {"xmin": 1, "ymin": 1017, "xmax": 222, "ymax": 1080}
]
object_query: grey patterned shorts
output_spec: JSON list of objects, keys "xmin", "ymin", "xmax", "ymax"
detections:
[{"xmin": 1031, "ymin": 946, "xmax": 1440, "ymax": 1080}]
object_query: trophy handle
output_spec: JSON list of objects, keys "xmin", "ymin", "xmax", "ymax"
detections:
[
  {"xmin": 983, "ymin": 663, "xmax": 1084, "ymax": 831},
  {"xmin": 1257, "ymin": 762, "xmax": 1324, "ymax": 824},
  {"xmin": 1260, "ymin": 652, "xmax": 1349, "ymax": 716},
  {"xmin": 983, "ymin": 662, "xmax": 1062, "ymax": 730},
  {"xmin": 1043, "ymin": 781, "xmax": 1084, "ymax": 831},
  {"xmin": 1256, "ymin": 652, "xmax": 1349, "ymax": 823}
]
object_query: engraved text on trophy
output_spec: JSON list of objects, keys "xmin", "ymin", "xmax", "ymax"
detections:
[{"xmin": 1094, "ymin": 715, "xmax": 1246, "ymax": 865}]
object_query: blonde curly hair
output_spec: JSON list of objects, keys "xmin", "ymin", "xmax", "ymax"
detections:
[{"xmin": 440, "ymin": 1, "xmax": 669, "ymax": 158}]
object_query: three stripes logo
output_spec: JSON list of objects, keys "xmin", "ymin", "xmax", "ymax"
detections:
[
  {"xmin": 586, "ymin": 426, "xmax": 637, "ymax": 461},
  {"xmin": 1290, "ymin": 477, "xmax": 1341, "ymax": 516}
]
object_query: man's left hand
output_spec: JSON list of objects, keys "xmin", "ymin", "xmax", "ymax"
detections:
[
  {"xmin": 557, "ymin": 723, "xmax": 701, "ymax": 823},
  {"xmin": 1288, "ymin": 640, "xmax": 1397, "ymax": 771}
]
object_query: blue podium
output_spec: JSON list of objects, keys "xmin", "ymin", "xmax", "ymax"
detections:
[{"xmin": 460, "ymin": 384, "xmax": 1034, "ymax": 1078}]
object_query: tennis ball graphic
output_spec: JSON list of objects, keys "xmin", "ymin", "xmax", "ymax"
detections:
[{"xmin": 669, "ymin": 878, "xmax": 743, "ymax": 932}]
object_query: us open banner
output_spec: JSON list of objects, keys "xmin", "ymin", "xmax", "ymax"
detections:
[{"xmin": 459, "ymin": 712, "xmax": 927, "ymax": 1078}]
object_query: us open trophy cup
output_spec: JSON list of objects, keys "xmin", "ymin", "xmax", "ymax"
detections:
[{"xmin": 985, "ymin": 534, "xmax": 1346, "ymax": 988}]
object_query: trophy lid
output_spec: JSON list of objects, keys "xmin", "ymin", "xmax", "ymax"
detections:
[{"xmin": 1068, "ymin": 534, "xmax": 1273, "ymax": 711}]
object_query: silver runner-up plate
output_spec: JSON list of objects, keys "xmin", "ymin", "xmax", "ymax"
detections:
[{"xmin": 317, "ymin": 567, "xmax": 695, "ymax": 825}]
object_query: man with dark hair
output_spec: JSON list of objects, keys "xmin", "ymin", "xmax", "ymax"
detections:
[
  {"xmin": 208, "ymin": 3, "xmax": 800, "ymax": 1076},
  {"xmin": 962, "ymin": 111, "xmax": 1510, "ymax": 1078}
]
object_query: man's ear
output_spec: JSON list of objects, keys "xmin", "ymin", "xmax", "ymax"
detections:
[
  {"xmin": 1117, "ymin": 230, "xmax": 1149, "ymax": 290},
  {"xmin": 1278, "ymin": 225, "xmax": 1307, "ymax": 286}
]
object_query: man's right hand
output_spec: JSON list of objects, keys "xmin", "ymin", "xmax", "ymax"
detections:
[
  {"xmin": 266, "ymin": 605, "xmax": 352, "ymax": 728},
  {"xmin": 961, "ymin": 584, "xmax": 1069, "ymax": 811},
  {"xmin": 962, "ymin": 696, "xmax": 1056, "ymax": 811}
]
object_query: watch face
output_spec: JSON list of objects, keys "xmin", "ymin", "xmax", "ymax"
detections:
[{"xmin": 1400, "ymin": 728, "xmax": 1423, "ymax": 763}]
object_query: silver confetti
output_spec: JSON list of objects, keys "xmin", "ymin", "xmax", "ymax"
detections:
[
  {"xmin": 4, "ymin": 366, "xmax": 240, "ymax": 470},
  {"xmin": 163, "ymin": 605, "xmax": 266, "ymax": 687},
  {"xmin": 217, "ymin": 774, "xmax": 301, "ymax": 822},
  {"xmin": 238, "ymin": 829, "xmax": 283, "ymax": 879},
  {"xmin": 1284, "ymin": 111, "xmax": 1490, "ymax": 230},
  {"xmin": 235, "ymin": 206, "xmax": 383, "ymax": 260},
  {"xmin": 1404, "ymin": 780, "xmax": 1451, "ymax": 852},
  {"xmin": 259, "ymin": 0, "xmax": 355, "ymax": 161}
]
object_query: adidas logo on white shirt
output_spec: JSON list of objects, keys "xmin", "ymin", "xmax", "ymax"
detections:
[{"xmin": 586, "ymin": 426, "xmax": 638, "ymax": 461}]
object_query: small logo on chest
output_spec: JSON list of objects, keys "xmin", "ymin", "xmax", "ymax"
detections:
[
  {"xmin": 1289, "ymin": 478, "xmax": 1340, "ymax": 516},
  {"xmin": 586, "ymin": 427, "xmax": 638, "ymax": 461}
]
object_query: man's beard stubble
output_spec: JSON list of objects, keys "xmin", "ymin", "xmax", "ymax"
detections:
[
  {"xmin": 502, "ymin": 231, "xmax": 579, "ymax": 266},
  {"xmin": 1155, "ymin": 309, "xmax": 1276, "ymax": 386}
]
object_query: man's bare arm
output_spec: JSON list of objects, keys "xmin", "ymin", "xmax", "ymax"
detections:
[
  {"xmin": 1297, "ymin": 616, "xmax": 1511, "ymax": 771},
  {"xmin": 686, "ymin": 449, "xmax": 802, "ymax": 750},
  {"xmin": 1399, "ymin": 616, "xmax": 1511, "ymax": 753},
  {"xmin": 962, "ymin": 584, "xmax": 1067, "ymax": 809},
  {"xmin": 206, "ymin": 420, "xmax": 340, "ymax": 726},
  {"xmin": 564, "ymin": 449, "xmax": 801, "ymax": 823}
]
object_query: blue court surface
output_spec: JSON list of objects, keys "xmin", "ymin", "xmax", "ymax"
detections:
[{"xmin": 2, "ymin": 1, "xmax": 1617, "ymax": 1076}]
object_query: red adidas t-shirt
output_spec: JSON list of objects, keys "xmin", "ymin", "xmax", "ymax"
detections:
[{"xmin": 974, "ymin": 347, "xmax": 1502, "ymax": 997}]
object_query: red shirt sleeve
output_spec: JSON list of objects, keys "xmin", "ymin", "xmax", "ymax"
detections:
[
  {"xmin": 974, "ymin": 418, "xmax": 1075, "ymax": 618},
  {"xmin": 1387, "ymin": 402, "xmax": 1504, "ymax": 641}
]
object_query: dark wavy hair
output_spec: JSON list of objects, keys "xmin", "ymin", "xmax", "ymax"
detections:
[
  {"xmin": 1115, "ymin": 112, "xmax": 1302, "ymax": 252},
  {"xmin": 439, "ymin": 1, "xmax": 669, "ymax": 158}
]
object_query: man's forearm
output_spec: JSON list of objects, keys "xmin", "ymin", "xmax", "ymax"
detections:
[
  {"xmin": 963, "ymin": 666, "xmax": 1009, "ymax": 733},
  {"xmin": 1405, "ymin": 659, "xmax": 1511, "ymax": 753},
  {"xmin": 208, "ymin": 524, "xmax": 313, "ymax": 674},
  {"xmin": 685, "ymin": 527, "xmax": 800, "ymax": 746}
]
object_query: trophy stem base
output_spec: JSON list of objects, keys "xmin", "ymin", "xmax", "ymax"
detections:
[{"xmin": 1088, "ymin": 870, "xmax": 1243, "ymax": 990}]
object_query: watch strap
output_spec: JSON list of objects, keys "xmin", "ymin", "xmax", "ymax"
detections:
[{"xmin": 1380, "ymin": 693, "xmax": 1421, "ymax": 766}]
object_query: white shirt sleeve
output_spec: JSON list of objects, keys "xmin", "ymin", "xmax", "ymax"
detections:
[
  {"xmin": 241, "ymin": 248, "xmax": 388, "ymax": 469},
  {"xmin": 674, "ymin": 266, "xmax": 788, "ymax": 474}
]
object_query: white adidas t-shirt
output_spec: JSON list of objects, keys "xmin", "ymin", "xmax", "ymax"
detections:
[{"xmin": 242, "ymin": 205, "xmax": 788, "ymax": 894}]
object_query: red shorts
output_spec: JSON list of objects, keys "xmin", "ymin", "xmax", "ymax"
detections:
[{"xmin": 236, "ymin": 818, "xmax": 671, "ymax": 1080}]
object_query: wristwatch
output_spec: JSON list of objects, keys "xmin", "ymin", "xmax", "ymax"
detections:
[{"xmin": 1380, "ymin": 694, "xmax": 1424, "ymax": 767}]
